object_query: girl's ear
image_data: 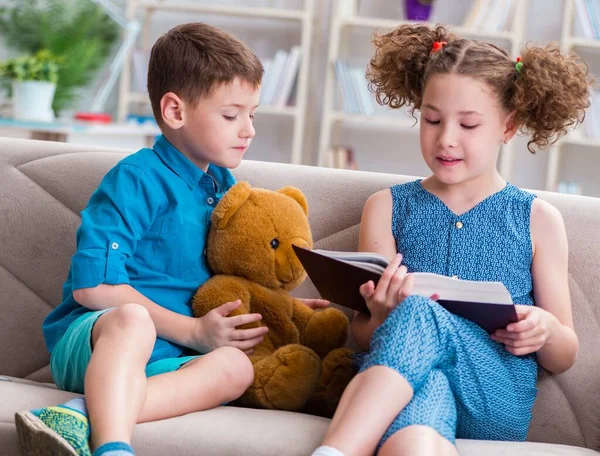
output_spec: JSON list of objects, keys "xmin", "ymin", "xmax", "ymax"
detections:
[
  {"xmin": 211, "ymin": 182, "xmax": 252, "ymax": 229},
  {"xmin": 503, "ymin": 110, "xmax": 518, "ymax": 143}
]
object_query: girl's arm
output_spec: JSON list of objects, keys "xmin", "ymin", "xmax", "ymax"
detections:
[
  {"xmin": 351, "ymin": 189, "xmax": 398, "ymax": 350},
  {"xmin": 493, "ymin": 199, "xmax": 579, "ymax": 373},
  {"xmin": 530, "ymin": 199, "xmax": 579, "ymax": 373}
]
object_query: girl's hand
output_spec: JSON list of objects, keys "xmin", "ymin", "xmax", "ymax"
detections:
[
  {"xmin": 491, "ymin": 305, "xmax": 557, "ymax": 356},
  {"xmin": 297, "ymin": 298, "xmax": 330, "ymax": 309},
  {"xmin": 359, "ymin": 253, "xmax": 414, "ymax": 325}
]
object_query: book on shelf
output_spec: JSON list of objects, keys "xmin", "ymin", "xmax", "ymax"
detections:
[
  {"xmin": 259, "ymin": 46, "xmax": 302, "ymax": 108},
  {"xmin": 573, "ymin": 0, "xmax": 600, "ymax": 39},
  {"xmin": 333, "ymin": 60, "xmax": 415, "ymax": 122},
  {"xmin": 326, "ymin": 145, "xmax": 358, "ymax": 169},
  {"xmin": 292, "ymin": 246, "xmax": 518, "ymax": 334},
  {"xmin": 463, "ymin": 0, "xmax": 516, "ymax": 32}
]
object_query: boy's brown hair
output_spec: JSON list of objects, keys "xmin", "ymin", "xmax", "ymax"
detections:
[
  {"xmin": 147, "ymin": 22, "xmax": 264, "ymax": 125},
  {"xmin": 367, "ymin": 24, "xmax": 592, "ymax": 153}
]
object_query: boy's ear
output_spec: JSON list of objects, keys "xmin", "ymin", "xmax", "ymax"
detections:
[
  {"xmin": 277, "ymin": 186, "xmax": 308, "ymax": 216},
  {"xmin": 212, "ymin": 182, "xmax": 252, "ymax": 229},
  {"xmin": 160, "ymin": 92, "xmax": 184, "ymax": 130}
]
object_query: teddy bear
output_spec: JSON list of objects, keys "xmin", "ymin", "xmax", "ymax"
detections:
[{"xmin": 192, "ymin": 181, "xmax": 356, "ymax": 417}]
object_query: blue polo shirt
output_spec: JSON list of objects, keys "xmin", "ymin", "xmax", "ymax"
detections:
[{"xmin": 43, "ymin": 135, "xmax": 236, "ymax": 362}]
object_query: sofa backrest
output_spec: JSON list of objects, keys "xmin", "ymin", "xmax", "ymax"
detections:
[{"xmin": 1, "ymin": 138, "xmax": 599, "ymax": 449}]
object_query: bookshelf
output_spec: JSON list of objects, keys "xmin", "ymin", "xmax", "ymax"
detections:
[
  {"xmin": 316, "ymin": 0, "xmax": 528, "ymax": 180},
  {"xmin": 546, "ymin": 0, "xmax": 600, "ymax": 197},
  {"xmin": 118, "ymin": 0, "xmax": 315, "ymax": 165}
]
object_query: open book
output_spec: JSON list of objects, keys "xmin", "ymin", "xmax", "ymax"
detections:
[{"xmin": 292, "ymin": 246, "xmax": 518, "ymax": 334}]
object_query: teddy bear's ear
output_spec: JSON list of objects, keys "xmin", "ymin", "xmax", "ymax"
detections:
[
  {"xmin": 212, "ymin": 181, "xmax": 252, "ymax": 229},
  {"xmin": 277, "ymin": 186, "xmax": 308, "ymax": 216}
]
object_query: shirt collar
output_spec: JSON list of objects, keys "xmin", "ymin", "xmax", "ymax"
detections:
[{"xmin": 153, "ymin": 134, "xmax": 235, "ymax": 193}]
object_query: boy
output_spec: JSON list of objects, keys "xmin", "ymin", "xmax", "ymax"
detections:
[{"xmin": 15, "ymin": 23, "xmax": 274, "ymax": 456}]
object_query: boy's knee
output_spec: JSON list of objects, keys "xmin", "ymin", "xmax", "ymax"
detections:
[
  {"xmin": 102, "ymin": 303, "xmax": 156, "ymax": 340},
  {"xmin": 213, "ymin": 347, "xmax": 254, "ymax": 393}
]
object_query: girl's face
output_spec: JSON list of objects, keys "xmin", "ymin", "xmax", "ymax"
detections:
[{"xmin": 419, "ymin": 73, "xmax": 515, "ymax": 186}]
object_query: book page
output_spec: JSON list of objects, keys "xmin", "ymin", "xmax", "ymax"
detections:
[
  {"xmin": 314, "ymin": 249, "xmax": 389, "ymax": 268},
  {"xmin": 412, "ymin": 273, "xmax": 513, "ymax": 305}
]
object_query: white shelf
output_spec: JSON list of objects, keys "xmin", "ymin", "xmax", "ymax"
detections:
[
  {"xmin": 560, "ymin": 134, "xmax": 600, "ymax": 148},
  {"xmin": 566, "ymin": 36, "xmax": 600, "ymax": 51},
  {"xmin": 341, "ymin": 17, "xmax": 514, "ymax": 42},
  {"xmin": 128, "ymin": 92, "xmax": 149, "ymax": 103},
  {"xmin": 137, "ymin": 1, "xmax": 306, "ymax": 20}
]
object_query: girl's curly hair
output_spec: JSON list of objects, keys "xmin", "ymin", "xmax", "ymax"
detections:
[{"xmin": 367, "ymin": 24, "xmax": 593, "ymax": 153}]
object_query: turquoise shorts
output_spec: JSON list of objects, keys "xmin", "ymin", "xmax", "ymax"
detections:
[{"xmin": 50, "ymin": 309, "xmax": 200, "ymax": 394}]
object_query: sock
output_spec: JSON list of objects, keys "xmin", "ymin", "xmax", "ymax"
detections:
[
  {"xmin": 311, "ymin": 446, "xmax": 345, "ymax": 456},
  {"xmin": 30, "ymin": 397, "xmax": 91, "ymax": 455},
  {"xmin": 92, "ymin": 441, "xmax": 135, "ymax": 456}
]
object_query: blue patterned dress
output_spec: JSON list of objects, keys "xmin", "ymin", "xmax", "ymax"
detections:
[{"xmin": 359, "ymin": 179, "xmax": 539, "ymax": 446}]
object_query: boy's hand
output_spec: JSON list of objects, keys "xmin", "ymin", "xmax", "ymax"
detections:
[
  {"xmin": 359, "ymin": 253, "xmax": 414, "ymax": 325},
  {"xmin": 192, "ymin": 300, "xmax": 268, "ymax": 353},
  {"xmin": 298, "ymin": 298, "xmax": 330, "ymax": 309},
  {"xmin": 491, "ymin": 305, "xmax": 555, "ymax": 356}
]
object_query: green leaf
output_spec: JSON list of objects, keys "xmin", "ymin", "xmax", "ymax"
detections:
[{"xmin": 0, "ymin": 0, "xmax": 119, "ymax": 112}]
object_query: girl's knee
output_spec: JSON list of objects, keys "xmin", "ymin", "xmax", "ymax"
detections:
[
  {"xmin": 378, "ymin": 295, "xmax": 436, "ymax": 332},
  {"xmin": 380, "ymin": 425, "xmax": 457, "ymax": 456}
]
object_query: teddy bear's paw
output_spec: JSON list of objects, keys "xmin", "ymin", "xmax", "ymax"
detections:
[
  {"xmin": 242, "ymin": 345, "xmax": 322, "ymax": 411},
  {"xmin": 302, "ymin": 347, "xmax": 358, "ymax": 418},
  {"xmin": 304, "ymin": 308, "xmax": 349, "ymax": 358}
]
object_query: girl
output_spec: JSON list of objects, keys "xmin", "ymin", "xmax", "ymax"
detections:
[{"xmin": 312, "ymin": 24, "xmax": 590, "ymax": 456}]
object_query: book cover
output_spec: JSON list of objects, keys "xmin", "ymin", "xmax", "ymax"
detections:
[{"xmin": 292, "ymin": 246, "xmax": 518, "ymax": 334}]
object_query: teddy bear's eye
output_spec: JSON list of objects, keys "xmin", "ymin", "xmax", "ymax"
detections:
[{"xmin": 270, "ymin": 238, "xmax": 280, "ymax": 249}]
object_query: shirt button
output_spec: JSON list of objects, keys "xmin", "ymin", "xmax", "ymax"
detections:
[
  {"xmin": 111, "ymin": 242, "xmax": 119, "ymax": 250},
  {"xmin": 207, "ymin": 197, "xmax": 214, "ymax": 205},
  {"xmin": 455, "ymin": 221, "xmax": 464, "ymax": 229}
]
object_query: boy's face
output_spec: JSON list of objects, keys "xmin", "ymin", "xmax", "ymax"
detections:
[{"xmin": 166, "ymin": 77, "xmax": 260, "ymax": 171}]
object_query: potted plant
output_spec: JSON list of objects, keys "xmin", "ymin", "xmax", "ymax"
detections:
[
  {"xmin": 405, "ymin": 0, "xmax": 436, "ymax": 21},
  {"xmin": 0, "ymin": 0, "xmax": 118, "ymax": 115},
  {"xmin": 0, "ymin": 50, "xmax": 62, "ymax": 122}
]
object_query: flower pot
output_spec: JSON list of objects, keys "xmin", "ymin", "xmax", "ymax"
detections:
[
  {"xmin": 404, "ymin": 0, "xmax": 434, "ymax": 21},
  {"xmin": 12, "ymin": 81, "xmax": 56, "ymax": 122}
]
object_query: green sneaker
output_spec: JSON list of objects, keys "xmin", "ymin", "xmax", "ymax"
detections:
[{"xmin": 15, "ymin": 404, "xmax": 91, "ymax": 456}]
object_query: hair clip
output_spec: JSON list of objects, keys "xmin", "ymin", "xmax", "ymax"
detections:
[
  {"xmin": 515, "ymin": 57, "xmax": 523, "ymax": 74},
  {"xmin": 431, "ymin": 41, "xmax": 447, "ymax": 53}
]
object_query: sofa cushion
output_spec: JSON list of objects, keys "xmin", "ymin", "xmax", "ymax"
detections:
[{"xmin": 1, "ymin": 379, "xmax": 598, "ymax": 456}]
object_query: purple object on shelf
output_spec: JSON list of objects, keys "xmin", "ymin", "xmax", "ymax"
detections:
[{"xmin": 404, "ymin": 0, "xmax": 434, "ymax": 21}]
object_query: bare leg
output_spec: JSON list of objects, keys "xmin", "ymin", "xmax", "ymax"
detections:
[
  {"xmin": 86, "ymin": 304, "xmax": 254, "ymax": 450},
  {"xmin": 85, "ymin": 304, "xmax": 155, "ymax": 450},
  {"xmin": 321, "ymin": 366, "xmax": 413, "ymax": 456},
  {"xmin": 136, "ymin": 346, "xmax": 253, "ymax": 423},
  {"xmin": 378, "ymin": 425, "xmax": 458, "ymax": 456}
]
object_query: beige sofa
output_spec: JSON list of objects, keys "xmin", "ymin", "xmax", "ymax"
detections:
[{"xmin": 1, "ymin": 137, "xmax": 599, "ymax": 456}]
